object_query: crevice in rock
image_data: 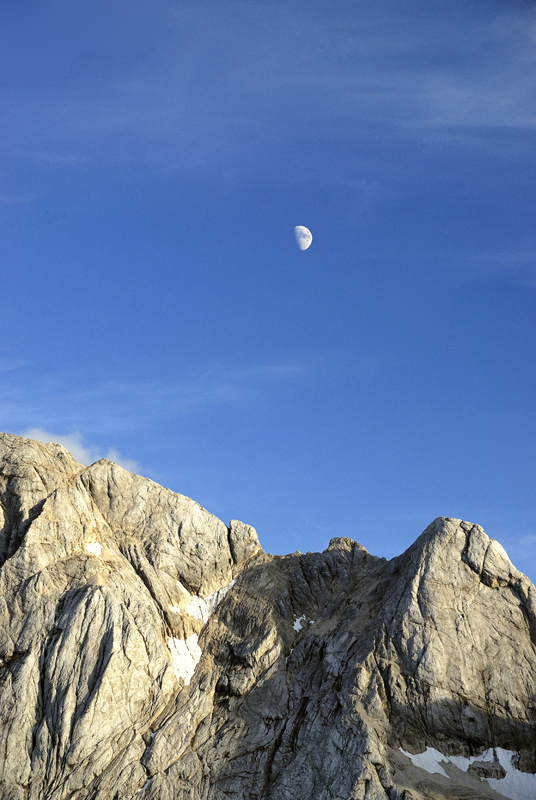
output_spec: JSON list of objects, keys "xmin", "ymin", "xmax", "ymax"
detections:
[{"xmin": 262, "ymin": 720, "xmax": 287, "ymax": 798}]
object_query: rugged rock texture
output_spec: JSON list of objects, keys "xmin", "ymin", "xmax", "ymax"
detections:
[{"xmin": 0, "ymin": 431, "xmax": 535, "ymax": 800}]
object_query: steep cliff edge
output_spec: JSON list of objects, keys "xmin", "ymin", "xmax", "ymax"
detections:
[{"xmin": 0, "ymin": 431, "xmax": 535, "ymax": 800}]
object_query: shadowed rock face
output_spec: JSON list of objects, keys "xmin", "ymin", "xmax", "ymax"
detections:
[{"xmin": 0, "ymin": 432, "xmax": 535, "ymax": 800}]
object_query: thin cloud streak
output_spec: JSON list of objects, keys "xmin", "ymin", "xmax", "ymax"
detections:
[
  {"xmin": 0, "ymin": 359, "xmax": 312, "ymax": 436},
  {"xmin": 0, "ymin": 358, "xmax": 30, "ymax": 372},
  {"xmin": 3, "ymin": 3, "xmax": 536, "ymax": 178},
  {"xmin": 449, "ymin": 250, "xmax": 536, "ymax": 284}
]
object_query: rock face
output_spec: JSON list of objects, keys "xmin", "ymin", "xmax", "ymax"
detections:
[{"xmin": 0, "ymin": 431, "xmax": 535, "ymax": 800}]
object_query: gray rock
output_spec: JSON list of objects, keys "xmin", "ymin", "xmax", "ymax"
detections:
[{"xmin": 0, "ymin": 432, "xmax": 534, "ymax": 800}]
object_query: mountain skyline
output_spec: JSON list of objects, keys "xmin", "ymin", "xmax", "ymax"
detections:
[
  {"xmin": 1, "ymin": 430, "xmax": 535, "ymax": 800},
  {"xmin": 2, "ymin": 0, "xmax": 536, "ymax": 580}
]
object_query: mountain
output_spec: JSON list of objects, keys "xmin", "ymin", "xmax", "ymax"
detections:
[{"xmin": 0, "ymin": 431, "xmax": 535, "ymax": 800}]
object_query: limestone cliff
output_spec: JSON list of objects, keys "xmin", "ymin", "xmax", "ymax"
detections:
[{"xmin": 0, "ymin": 431, "xmax": 535, "ymax": 800}]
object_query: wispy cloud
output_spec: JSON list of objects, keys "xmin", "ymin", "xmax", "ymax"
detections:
[
  {"xmin": 0, "ymin": 190, "xmax": 37, "ymax": 206},
  {"xmin": 4, "ymin": 2, "xmax": 536, "ymax": 181},
  {"xmin": 0, "ymin": 359, "xmax": 312, "ymax": 481},
  {"xmin": 0, "ymin": 358, "xmax": 29, "ymax": 372},
  {"xmin": 0, "ymin": 358, "xmax": 311, "ymax": 442},
  {"xmin": 20, "ymin": 427, "xmax": 139, "ymax": 471},
  {"xmin": 450, "ymin": 250, "xmax": 536, "ymax": 284},
  {"xmin": 16, "ymin": 151, "xmax": 90, "ymax": 165},
  {"xmin": 67, "ymin": 361, "xmax": 309, "ymax": 420}
]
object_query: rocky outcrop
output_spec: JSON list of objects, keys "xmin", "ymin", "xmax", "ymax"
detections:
[{"xmin": 0, "ymin": 431, "xmax": 535, "ymax": 800}]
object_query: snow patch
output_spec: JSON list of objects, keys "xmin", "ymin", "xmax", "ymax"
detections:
[
  {"xmin": 167, "ymin": 634, "xmax": 202, "ymax": 686},
  {"xmin": 487, "ymin": 749, "xmax": 536, "ymax": 800},
  {"xmin": 448, "ymin": 747, "xmax": 497, "ymax": 773},
  {"xmin": 400, "ymin": 746, "xmax": 536, "ymax": 800},
  {"xmin": 400, "ymin": 747, "xmax": 449, "ymax": 777},
  {"xmin": 166, "ymin": 582, "xmax": 236, "ymax": 686},
  {"xmin": 293, "ymin": 616, "xmax": 315, "ymax": 632},
  {"xmin": 184, "ymin": 580, "xmax": 236, "ymax": 623},
  {"xmin": 137, "ymin": 777, "xmax": 152, "ymax": 793},
  {"xmin": 85, "ymin": 542, "xmax": 103, "ymax": 556}
]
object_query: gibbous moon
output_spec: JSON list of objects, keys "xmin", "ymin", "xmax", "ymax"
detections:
[{"xmin": 294, "ymin": 225, "xmax": 313, "ymax": 250}]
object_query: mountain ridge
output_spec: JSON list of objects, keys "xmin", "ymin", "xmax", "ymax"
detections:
[{"xmin": 0, "ymin": 431, "xmax": 535, "ymax": 800}]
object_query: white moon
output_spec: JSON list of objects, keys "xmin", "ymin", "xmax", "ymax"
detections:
[{"xmin": 294, "ymin": 225, "xmax": 313, "ymax": 251}]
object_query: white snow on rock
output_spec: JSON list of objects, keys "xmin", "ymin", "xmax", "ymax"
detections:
[
  {"xmin": 293, "ymin": 616, "xmax": 315, "ymax": 632},
  {"xmin": 85, "ymin": 542, "xmax": 103, "ymax": 556},
  {"xmin": 183, "ymin": 580, "xmax": 236, "ymax": 623},
  {"xmin": 400, "ymin": 747, "xmax": 449, "ymax": 778},
  {"xmin": 166, "ymin": 581, "xmax": 236, "ymax": 686},
  {"xmin": 400, "ymin": 746, "xmax": 536, "ymax": 800},
  {"xmin": 448, "ymin": 746, "xmax": 499, "ymax": 773},
  {"xmin": 167, "ymin": 634, "xmax": 202, "ymax": 686},
  {"xmin": 483, "ymin": 749, "xmax": 536, "ymax": 800}
]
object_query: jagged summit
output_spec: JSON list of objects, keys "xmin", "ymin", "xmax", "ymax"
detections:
[{"xmin": 0, "ymin": 431, "xmax": 535, "ymax": 800}]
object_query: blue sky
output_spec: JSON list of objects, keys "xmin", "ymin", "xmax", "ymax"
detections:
[{"xmin": 2, "ymin": 1, "xmax": 536, "ymax": 579}]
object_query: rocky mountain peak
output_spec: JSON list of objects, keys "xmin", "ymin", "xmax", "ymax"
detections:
[{"xmin": 0, "ymin": 431, "xmax": 535, "ymax": 800}]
